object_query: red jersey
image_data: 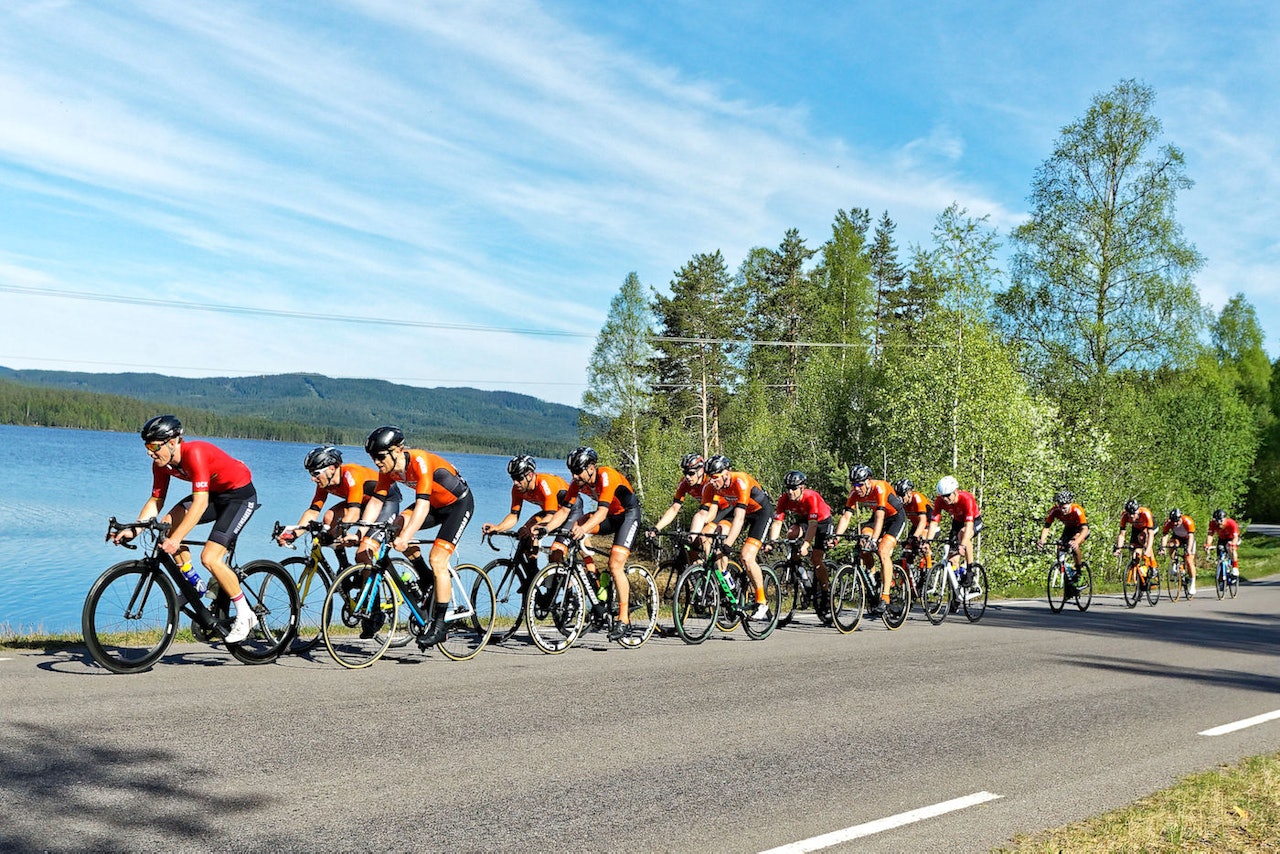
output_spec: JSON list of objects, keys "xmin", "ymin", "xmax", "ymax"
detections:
[
  {"xmin": 1044, "ymin": 503, "xmax": 1088, "ymax": 528},
  {"xmin": 844, "ymin": 479, "xmax": 901, "ymax": 519},
  {"xmin": 773, "ymin": 488, "xmax": 832, "ymax": 523},
  {"xmin": 565, "ymin": 465, "xmax": 638, "ymax": 516},
  {"xmin": 309, "ymin": 463, "xmax": 380, "ymax": 511},
  {"xmin": 510, "ymin": 472, "xmax": 569, "ymax": 515},
  {"xmin": 931, "ymin": 490, "xmax": 981, "ymax": 524},
  {"xmin": 1161, "ymin": 514, "xmax": 1196, "ymax": 538},
  {"xmin": 900, "ymin": 490, "xmax": 931, "ymax": 523},
  {"xmin": 701, "ymin": 472, "xmax": 768, "ymax": 515},
  {"xmin": 151, "ymin": 440, "xmax": 252, "ymax": 503},
  {"xmin": 1208, "ymin": 517, "xmax": 1240, "ymax": 542},
  {"xmin": 1118, "ymin": 507, "xmax": 1154, "ymax": 532},
  {"xmin": 375, "ymin": 449, "xmax": 466, "ymax": 509}
]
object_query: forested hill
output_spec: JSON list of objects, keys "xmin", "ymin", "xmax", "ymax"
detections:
[{"xmin": 0, "ymin": 369, "xmax": 580, "ymax": 456}]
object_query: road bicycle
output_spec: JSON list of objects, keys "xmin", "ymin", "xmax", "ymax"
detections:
[
  {"xmin": 671, "ymin": 533, "xmax": 780, "ymax": 644},
  {"xmin": 1043, "ymin": 542, "xmax": 1092, "ymax": 613},
  {"xmin": 1122, "ymin": 546, "xmax": 1161, "ymax": 607},
  {"xmin": 916, "ymin": 540, "xmax": 988, "ymax": 625},
  {"xmin": 827, "ymin": 534, "xmax": 911, "ymax": 633},
  {"xmin": 84, "ymin": 518, "xmax": 299, "ymax": 674},
  {"xmin": 1212, "ymin": 542, "xmax": 1239, "ymax": 599},
  {"xmin": 523, "ymin": 542, "xmax": 659, "ymax": 653},
  {"xmin": 271, "ymin": 519, "xmax": 345, "ymax": 653},
  {"xmin": 764, "ymin": 535, "xmax": 832, "ymax": 628},
  {"xmin": 481, "ymin": 529, "xmax": 543, "ymax": 644},
  {"xmin": 646, "ymin": 529, "xmax": 699, "ymax": 631},
  {"xmin": 1164, "ymin": 543, "xmax": 1189, "ymax": 602},
  {"xmin": 320, "ymin": 522, "xmax": 495, "ymax": 668}
]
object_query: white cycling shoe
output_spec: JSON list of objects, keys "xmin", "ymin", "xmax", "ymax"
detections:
[{"xmin": 225, "ymin": 609, "xmax": 259, "ymax": 644}]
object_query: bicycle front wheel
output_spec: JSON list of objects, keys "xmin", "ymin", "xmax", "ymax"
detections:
[
  {"xmin": 483, "ymin": 558, "xmax": 526, "ymax": 644},
  {"xmin": 882, "ymin": 565, "xmax": 910, "ymax": 630},
  {"xmin": 437, "ymin": 563, "xmax": 494, "ymax": 661},
  {"xmin": 1073, "ymin": 562, "xmax": 1093, "ymax": 612},
  {"xmin": 1122, "ymin": 561, "xmax": 1141, "ymax": 609},
  {"xmin": 962, "ymin": 563, "xmax": 988, "ymax": 622},
  {"xmin": 1227, "ymin": 562, "xmax": 1239, "ymax": 598},
  {"xmin": 742, "ymin": 566, "xmax": 780, "ymax": 640},
  {"xmin": 322, "ymin": 565, "xmax": 397, "ymax": 669},
  {"xmin": 525, "ymin": 563, "xmax": 585, "ymax": 654},
  {"xmin": 772, "ymin": 562, "xmax": 801, "ymax": 628},
  {"xmin": 227, "ymin": 560, "xmax": 299, "ymax": 664},
  {"xmin": 82, "ymin": 560, "xmax": 178, "ymax": 674},
  {"xmin": 617, "ymin": 564, "xmax": 659, "ymax": 648},
  {"xmin": 1144, "ymin": 567, "xmax": 1161, "ymax": 605},
  {"xmin": 830, "ymin": 563, "xmax": 865, "ymax": 634},
  {"xmin": 1166, "ymin": 563, "xmax": 1182, "ymax": 602},
  {"xmin": 1216, "ymin": 559, "xmax": 1227, "ymax": 599},
  {"xmin": 281, "ymin": 555, "xmax": 333, "ymax": 653},
  {"xmin": 921, "ymin": 564, "xmax": 950, "ymax": 625},
  {"xmin": 672, "ymin": 565, "xmax": 718, "ymax": 644},
  {"xmin": 1046, "ymin": 562, "xmax": 1066, "ymax": 613}
]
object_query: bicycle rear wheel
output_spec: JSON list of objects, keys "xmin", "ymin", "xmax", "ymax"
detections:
[
  {"xmin": 322, "ymin": 565, "xmax": 397, "ymax": 669},
  {"xmin": 882, "ymin": 565, "xmax": 910, "ymax": 630},
  {"xmin": 672, "ymin": 565, "xmax": 718, "ymax": 644},
  {"xmin": 1166, "ymin": 563, "xmax": 1183, "ymax": 602},
  {"xmin": 1073, "ymin": 562, "xmax": 1093, "ymax": 611},
  {"xmin": 921, "ymin": 564, "xmax": 950, "ymax": 625},
  {"xmin": 772, "ymin": 562, "xmax": 801, "ymax": 628},
  {"xmin": 227, "ymin": 560, "xmax": 298, "ymax": 664},
  {"xmin": 1046, "ymin": 562, "xmax": 1067, "ymax": 613},
  {"xmin": 281, "ymin": 555, "xmax": 333, "ymax": 653},
  {"xmin": 525, "ymin": 563, "xmax": 585, "ymax": 654},
  {"xmin": 484, "ymin": 558, "xmax": 526, "ymax": 644},
  {"xmin": 1122, "ymin": 561, "xmax": 1141, "ymax": 609},
  {"xmin": 962, "ymin": 563, "xmax": 988, "ymax": 622},
  {"xmin": 437, "ymin": 564, "xmax": 494, "ymax": 661},
  {"xmin": 742, "ymin": 566, "xmax": 780, "ymax": 640},
  {"xmin": 1144, "ymin": 567, "xmax": 1161, "ymax": 605},
  {"xmin": 83, "ymin": 560, "xmax": 178, "ymax": 674},
  {"xmin": 616, "ymin": 564, "xmax": 659, "ymax": 648},
  {"xmin": 830, "ymin": 563, "xmax": 865, "ymax": 634}
]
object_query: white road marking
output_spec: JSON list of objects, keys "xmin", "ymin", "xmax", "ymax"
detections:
[
  {"xmin": 759, "ymin": 791, "xmax": 1003, "ymax": 853},
  {"xmin": 1200, "ymin": 709, "xmax": 1280, "ymax": 736}
]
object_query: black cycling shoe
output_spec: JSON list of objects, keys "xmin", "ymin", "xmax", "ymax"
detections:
[
  {"xmin": 607, "ymin": 621, "xmax": 633, "ymax": 642},
  {"xmin": 359, "ymin": 611, "xmax": 386, "ymax": 639}
]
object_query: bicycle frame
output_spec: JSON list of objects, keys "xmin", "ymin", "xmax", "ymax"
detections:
[{"xmin": 110, "ymin": 518, "xmax": 232, "ymax": 636}]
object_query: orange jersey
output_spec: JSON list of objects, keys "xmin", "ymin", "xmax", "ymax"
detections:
[
  {"xmin": 701, "ymin": 472, "xmax": 768, "ymax": 515},
  {"xmin": 565, "ymin": 465, "xmax": 638, "ymax": 516},
  {"xmin": 900, "ymin": 490, "xmax": 931, "ymax": 522},
  {"xmin": 1162, "ymin": 514, "xmax": 1196, "ymax": 538},
  {"xmin": 375, "ymin": 449, "xmax": 466, "ymax": 509},
  {"xmin": 510, "ymin": 472, "xmax": 568, "ymax": 515},
  {"xmin": 844, "ymin": 479, "xmax": 901, "ymax": 519},
  {"xmin": 1044, "ymin": 503, "xmax": 1087, "ymax": 527},
  {"xmin": 1118, "ymin": 507, "xmax": 1154, "ymax": 532},
  {"xmin": 309, "ymin": 463, "xmax": 380, "ymax": 511}
]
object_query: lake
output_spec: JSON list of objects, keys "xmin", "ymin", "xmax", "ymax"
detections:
[{"xmin": 0, "ymin": 424, "xmax": 548, "ymax": 634}]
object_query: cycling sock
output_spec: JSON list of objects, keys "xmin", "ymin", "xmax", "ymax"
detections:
[
  {"xmin": 583, "ymin": 554, "xmax": 597, "ymax": 572},
  {"xmin": 410, "ymin": 555, "xmax": 430, "ymax": 579}
]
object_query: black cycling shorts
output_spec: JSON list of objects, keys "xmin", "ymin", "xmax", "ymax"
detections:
[
  {"xmin": 415, "ymin": 490, "xmax": 474, "ymax": 550},
  {"xmin": 1058, "ymin": 524, "xmax": 1088, "ymax": 546},
  {"xmin": 176, "ymin": 484, "xmax": 258, "ymax": 549},
  {"xmin": 595, "ymin": 506, "xmax": 642, "ymax": 552},
  {"xmin": 862, "ymin": 508, "xmax": 906, "ymax": 542},
  {"xmin": 946, "ymin": 514, "xmax": 983, "ymax": 548}
]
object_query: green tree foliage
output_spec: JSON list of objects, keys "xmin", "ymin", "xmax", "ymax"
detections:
[
  {"xmin": 739, "ymin": 228, "xmax": 819, "ymax": 399},
  {"xmin": 868, "ymin": 211, "xmax": 908, "ymax": 353}
]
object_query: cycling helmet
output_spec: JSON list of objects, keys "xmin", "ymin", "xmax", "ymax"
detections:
[
  {"xmin": 1168, "ymin": 508, "xmax": 1182, "ymax": 522},
  {"xmin": 848, "ymin": 463, "xmax": 872, "ymax": 485},
  {"xmin": 140, "ymin": 414, "xmax": 183, "ymax": 443},
  {"xmin": 936, "ymin": 475, "xmax": 958, "ymax": 497},
  {"xmin": 304, "ymin": 445, "xmax": 343, "ymax": 473},
  {"xmin": 566, "ymin": 446, "xmax": 598, "ymax": 474},
  {"xmin": 1054, "ymin": 489, "xmax": 1073, "ymax": 505},
  {"xmin": 783, "ymin": 470, "xmax": 807, "ymax": 490},
  {"xmin": 1123, "ymin": 498, "xmax": 1139, "ymax": 515},
  {"xmin": 1212, "ymin": 508, "xmax": 1227, "ymax": 522},
  {"xmin": 507, "ymin": 454, "xmax": 537, "ymax": 480},
  {"xmin": 892, "ymin": 478, "xmax": 914, "ymax": 497},
  {"xmin": 704, "ymin": 454, "xmax": 731, "ymax": 475},
  {"xmin": 680, "ymin": 453, "xmax": 705, "ymax": 474},
  {"xmin": 365, "ymin": 425, "xmax": 404, "ymax": 456}
]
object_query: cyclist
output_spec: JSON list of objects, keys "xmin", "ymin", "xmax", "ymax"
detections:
[
  {"xmin": 927, "ymin": 475, "xmax": 983, "ymax": 593},
  {"xmin": 1204, "ymin": 508, "xmax": 1241, "ymax": 582},
  {"xmin": 481, "ymin": 454, "xmax": 594, "ymax": 577},
  {"xmin": 114, "ymin": 415, "xmax": 260, "ymax": 643},
  {"xmin": 536, "ymin": 447, "xmax": 641, "ymax": 641},
  {"xmin": 648, "ymin": 453, "xmax": 731, "ymax": 557},
  {"xmin": 688, "ymin": 454, "xmax": 775, "ymax": 621},
  {"xmin": 834, "ymin": 464, "xmax": 906, "ymax": 616},
  {"xmin": 767, "ymin": 470, "xmax": 834, "ymax": 614},
  {"xmin": 1113, "ymin": 498, "xmax": 1157, "ymax": 586},
  {"xmin": 356, "ymin": 426, "xmax": 474, "ymax": 648},
  {"xmin": 893, "ymin": 478, "xmax": 933, "ymax": 570},
  {"xmin": 278, "ymin": 445, "xmax": 400, "ymax": 567},
  {"xmin": 1160, "ymin": 509, "xmax": 1198, "ymax": 597},
  {"xmin": 1037, "ymin": 489, "xmax": 1089, "ymax": 583}
]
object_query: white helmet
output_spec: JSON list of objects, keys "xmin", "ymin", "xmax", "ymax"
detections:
[{"xmin": 936, "ymin": 475, "xmax": 958, "ymax": 497}]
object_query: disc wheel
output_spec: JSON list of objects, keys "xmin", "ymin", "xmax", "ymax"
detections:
[
  {"xmin": 227, "ymin": 560, "xmax": 299, "ymax": 664},
  {"xmin": 672, "ymin": 565, "xmax": 719, "ymax": 644},
  {"xmin": 82, "ymin": 560, "xmax": 178, "ymax": 674},
  {"xmin": 322, "ymin": 565, "xmax": 397, "ymax": 669},
  {"xmin": 830, "ymin": 563, "xmax": 865, "ymax": 634},
  {"xmin": 1073, "ymin": 562, "xmax": 1093, "ymax": 612},
  {"xmin": 281, "ymin": 556, "xmax": 334, "ymax": 654},
  {"xmin": 962, "ymin": 563, "xmax": 988, "ymax": 622},
  {"xmin": 525, "ymin": 563, "xmax": 585, "ymax": 654},
  {"xmin": 436, "ymin": 563, "xmax": 494, "ymax": 661}
]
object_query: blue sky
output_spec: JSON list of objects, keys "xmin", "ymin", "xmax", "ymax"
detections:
[{"xmin": 1, "ymin": 1, "xmax": 1276, "ymax": 407}]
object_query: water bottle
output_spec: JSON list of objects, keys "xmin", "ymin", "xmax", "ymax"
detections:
[
  {"xmin": 182, "ymin": 566, "xmax": 207, "ymax": 597},
  {"xmin": 597, "ymin": 572, "xmax": 610, "ymax": 602}
]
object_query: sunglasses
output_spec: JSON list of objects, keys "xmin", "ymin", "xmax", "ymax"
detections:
[
  {"xmin": 372, "ymin": 451, "xmax": 393, "ymax": 461},
  {"xmin": 145, "ymin": 440, "xmax": 166, "ymax": 452},
  {"xmin": 682, "ymin": 468, "xmax": 702, "ymax": 476}
]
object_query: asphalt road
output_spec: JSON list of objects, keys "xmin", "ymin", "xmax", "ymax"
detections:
[{"xmin": 4, "ymin": 574, "xmax": 1279, "ymax": 853}]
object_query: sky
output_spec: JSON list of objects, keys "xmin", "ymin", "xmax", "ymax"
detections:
[{"xmin": 1, "ymin": 0, "xmax": 1277, "ymax": 407}]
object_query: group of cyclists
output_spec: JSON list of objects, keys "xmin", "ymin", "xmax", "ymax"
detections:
[{"xmin": 120, "ymin": 413, "xmax": 1244, "ymax": 652}]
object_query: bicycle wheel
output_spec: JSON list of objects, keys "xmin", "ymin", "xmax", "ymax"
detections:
[
  {"xmin": 525, "ymin": 563, "xmax": 585, "ymax": 654},
  {"xmin": 1144, "ymin": 567, "xmax": 1161, "ymax": 605},
  {"xmin": 1166, "ymin": 562, "xmax": 1182, "ymax": 602},
  {"xmin": 1216, "ymin": 558, "xmax": 1227, "ymax": 599},
  {"xmin": 436, "ymin": 563, "xmax": 494, "ymax": 661},
  {"xmin": 921, "ymin": 564, "xmax": 950, "ymax": 625},
  {"xmin": 281, "ymin": 555, "xmax": 333, "ymax": 653},
  {"xmin": 742, "ymin": 566, "xmax": 780, "ymax": 640},
  {"xmin": 483, "ymin": 557, "xmax": 528, "ymax": 644},
  {"xmin": 615, "ymin": 564, "xmax": 659, "ymax": 648},
  {"xmin": 382, "ymin": 559, "xmax": 421, "ymax": 649},
  {"xmin": 830, "ymin": 563, "xmax": 865, "ymax": 634},
  {"xmin": 322, "ymin": 564, "xmax": 397, "ymax": 669},
  {"xmin": 882, "ymin": 565, "xmax": 910, "ymax": 630},
  {"xmin": 1122, "ymin": 560, "xmax": 1141, "ymax": 609},
  {"xmin": 962, "ymin": 563, "xmax": 988, "ymax": 622},
  {"xmin": 714, "ymin": 560, "xmax": 746, "ymax": 632},
  {"xmin": 82, "ymin": 560, "xmax": 178, "ymax": 674},
  {"xmin": 772, "ymin": 562, "xmax": 801, "ymax": 628},
  {"xmin": 672, "ymin": 565, "xmax": 719, "ymax": 644},
  {"xmin": 1227, "ymin": 561, "xmax": 1239, "ymax": 598},
  {"xmin": 1073, "ymin": 562, "xmax": 1093, "ymax": 612},
  {"xmin": 227, "ymin": 560, "xmax": 299, "ymax": 664},
  {"xmin": 1046, "ymin": 561, "xmax": 1066, "ymax": 613}
]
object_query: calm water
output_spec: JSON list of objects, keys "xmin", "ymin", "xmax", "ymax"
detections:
[{"xmin": 0, "ymin": 424, "xmax": 542, "ymax": 633}]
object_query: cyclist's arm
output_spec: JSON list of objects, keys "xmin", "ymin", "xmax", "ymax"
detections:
[
  {"xmin": 766, "ymin": 518, "xmax": 784, "ymax": 543},
  {"xmin": 834, "ymin": 508, "xmax": 854, "ymax": 536},
  {"xmin": 867, "ymin": 506, "xmax": 885, "ymax": 540},
  {"xmin": 688, "ymin": 503, "xmax": 712, "ymax": 534},
  {"xmin": 654, "ymin": 501, "xmax": 683, "ymax": 532},
  {"xmin": 574, "ymin": 504, "xmax": 608, "ymax": 539},
  {"xmin": 483, "ymin": 511, "xmax": 521, "ymax": 534}
]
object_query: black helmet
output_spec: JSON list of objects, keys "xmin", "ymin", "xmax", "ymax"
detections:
[
  {"xmin": 783, "ymin": 470, "xmax": 807, "ymax": 490},
  {"xmin": 304, "ymin": 445, "xmax": 342, "ymax": 473},
  {"xmin": 141, "ymin": 414, "xmax": 183, "ymax": 443},
  {"xmin": 507, "ymin": 454, "xmax": 537, "ymax": 480},
  {"xmin": 566, "ymin": 446, "xmax": 598, "ymax": 474},
  {"xmin": 704, "ymin": 454, "xmax": 730, "ymax": 475},
  {"xmin": 892, "ymin": 478, "xmax": 914, "ymax": 497},
  {"xmin": 680, "ymin": 453, "xmax": 705, "ymax": 474},
  {"xmin": 1124, "ymin": 498, "xmax": 1139, "ymax": 515},
  {"xmin": 1054, "ymin": 489, "xmax": 1073, "ymax": 505},
  {"xmin": 1168, "ymin": 508, "xmax": 1182, "ymax": 522},
  {"xmin": 1212, "ymin": 508, "xmax": 1226, "ymax": 522},
  {"xmin": 365, "ymin": 425, "xmax": 404, "ymax": 456},
  {"xmin": 848, "ymin": 463, "xmax": 872, "ymax": 484}
]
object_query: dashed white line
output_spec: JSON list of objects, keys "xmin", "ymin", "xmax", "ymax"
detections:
[
  {"xmin": 1200, "ymin": 709, "xmax": 1280, "ymax": 736},
  {"xmin": 759, "ymin": 791, "xmax": 1003, "ymax": 853}
]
